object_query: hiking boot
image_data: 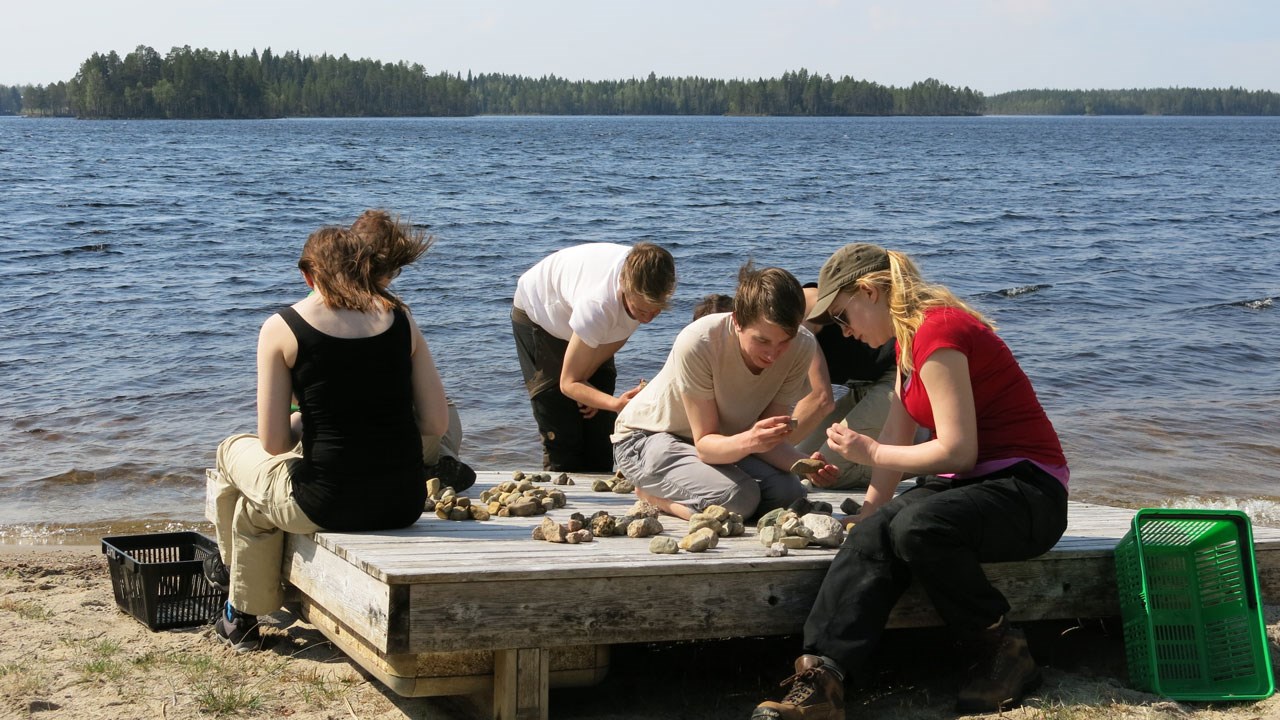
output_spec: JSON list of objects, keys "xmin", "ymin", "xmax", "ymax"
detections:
[
  {"xmin": 202, "ymin": 552, "xmax": 229, "ymax": 593},
  {"xmin": 955, "ymin": 617, "xmax": 1041, "ymax": 713},
  {"xmin": 752, "ymin": 655, "xmax": 845, "ymax": 720},
  {"xmin": 214, "ymin": 604, "xmax": 262, "ymax": 652},
  {"xmin": 425, "ymin": 455, "xmax": 476, "ymax": 493}
]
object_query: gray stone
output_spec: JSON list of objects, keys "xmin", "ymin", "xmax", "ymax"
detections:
[
  {"xmin": 758, "ymin": 525, "xmax": 784, "ymax": 547},
  {"xmin": 649, "ymin": 536, "xmax": 679, "ymax": 554},
  {"xmin": 801, "ymin": 513, "xmax": 846, "ymax": 548},
  {"xmin": 626, "ymin": 516, "xmax": 664, "ymax": 538},
  {"xmin": 779, "ymin": 535, "xmax": 810, "ymax": 550},
  {"xmin": 756, "ymin": 507, "xmax": 786, "ymax": 529},
  {"xmin": 688, "ymin": 514, "xmax": 723, "ymax": 535}
]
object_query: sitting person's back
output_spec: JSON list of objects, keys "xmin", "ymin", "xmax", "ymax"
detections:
[
  {"xmin": 209, "ymin": 216, "xmax": 449, "ymax": 651},
  {"xmin": 278, "ymin": 300, "xmax": 424, "ymax": 530}
]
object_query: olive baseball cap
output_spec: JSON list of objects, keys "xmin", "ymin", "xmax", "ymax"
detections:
[{"xmin": 807, "ymin": 243, "xmax": 891, "ymax": 321}]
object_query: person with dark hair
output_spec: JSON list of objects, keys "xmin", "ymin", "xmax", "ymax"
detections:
[
  {"xmin": 692, "ymin": 292, "xmax": 734, "ymax": 320},
  {"xmin": 209, "ymin": 216, "xmax": 447, "ymax": 651},
  {"xmin": 752, "ymin": 244, "xmax": 1069, "ymax": 719},
  {"xmin": 350, "ymin": 210, "xmax": 475, "ymax": 492},
  {"xmin": 612, "ymin": 264, "xmax": 836, "ymax": 520},
  {"xmin": 512, "ymin": 242, "xmax": 676, "ymax": 472}
]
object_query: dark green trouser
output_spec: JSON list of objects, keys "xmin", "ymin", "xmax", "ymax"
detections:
[{"xmin": 511, "ymin": 306, "xmax": 617, "ymax": 472}]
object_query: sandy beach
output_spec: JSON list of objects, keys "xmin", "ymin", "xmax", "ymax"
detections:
[{"xmin": 1, "ymin": 543, "xmax": 1277, "ymax": 720}]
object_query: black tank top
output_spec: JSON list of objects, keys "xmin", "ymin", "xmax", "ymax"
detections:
[{"xmin": 279, "ymin": 306, "xmax": 425, "ymax": 531}]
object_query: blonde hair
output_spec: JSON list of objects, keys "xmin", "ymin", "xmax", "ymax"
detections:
[{"xmin": 850, "ymin": 250, "xmax": 995, "ymax": 375}]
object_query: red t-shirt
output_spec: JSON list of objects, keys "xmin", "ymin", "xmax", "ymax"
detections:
[{"xmin": 900, "ymin": 307, "xmax": 1067, "ymax": 472}]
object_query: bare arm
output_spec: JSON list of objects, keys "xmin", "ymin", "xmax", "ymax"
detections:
[
  {"xmin": 828, "ymin": 349, "xmax": 978, "ymax": 512},
  {"xmin": 408, "ymin": 314, "xmax": 449, "ymax": 438},
  {"xmin": 256, "ymin": 314, "xmax": 298, "ymax": 455},
  {"xmin": 856, "ymin": 389, "xmax": 916, "ymax": 515},
  {"xmin": 560, "ymin": 334, "xmax": 631, "ymax": 413},
  {"xmin": 790, "ymin": 347, "xmax": 836, "ymax": 440},
  {"xmin": 684, "ymin": 394, "xmax": 792, "ymax": 465}
]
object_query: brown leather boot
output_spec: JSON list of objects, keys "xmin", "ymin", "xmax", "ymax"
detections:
[
  {"xmin": 751, "ymin": 654, "xmax": 845, "ymax": 720},
  {"xmin": 955, "ymin": 617, "xmax": 1041, "ymax": 713}
]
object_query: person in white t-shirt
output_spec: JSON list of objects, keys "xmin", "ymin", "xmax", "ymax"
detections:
[
  {"xmin": 512, "ymin": 242, "xmax": 676, "ymax": 471},
  {"xmin": 612, "ymin": 264, "xmax": 838, "ymax": 519}
]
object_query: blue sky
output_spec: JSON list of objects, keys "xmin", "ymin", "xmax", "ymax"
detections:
[{"xmin": 5, "ymin": 0, "xmax": 1278, "ymax": 93}]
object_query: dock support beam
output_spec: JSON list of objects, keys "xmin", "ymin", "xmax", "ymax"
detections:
[{"xmin": 493, "ymin": 647, "xmax": 549, "ymax": 720}]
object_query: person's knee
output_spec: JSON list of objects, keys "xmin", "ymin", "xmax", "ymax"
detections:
[
  {"xmin": 759, "ymin": 479, "xmax": 806, "ymax": 515},
  {"xmin": 841, "ymin": 511, "xmax": 895, "ymax": 560},
  {"xmin": 706, "ymin": 481, "xmax": 760, "ymax": 517},
  {"xmin": 888, "ymin": 503, "xmax": 960, "ymax": 564},
  {"xmin": 216, "ymin": 433, "xmax": 256, "ymax": 478}
]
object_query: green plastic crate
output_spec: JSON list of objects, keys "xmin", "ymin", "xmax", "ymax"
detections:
[{"xmin": 1115, "ymin": 508, "xmax": 1274, "ymax": 700}]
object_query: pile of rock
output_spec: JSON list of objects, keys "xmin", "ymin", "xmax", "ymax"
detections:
[
  {"xmin": 531, "ymin": 515, "xmax": 594, "ymax": 544},
  {"xmin": 756, "ymin": 505, "xmax": 846, "ymax": 557},
  {"xmin": 510, "ymin": 470, "xmax": 579, "ymax": 486},
  {"xmin": 531, "ymin": 503, "xmax": 666, "ymax": 545},
  {"xmin": 475, "ymin": 479, "xmax": 568, "ymax": 517},
  {"xmin": 648, "ymin": 504, "xmax": 745, "ymax": 554},
  {"xmin": 424, "ymin": 478, "xmax": 491, "ymax": 521},
  {"xmin": 590, "ymin": 471, "xmax": 635, "ymax": 494}
]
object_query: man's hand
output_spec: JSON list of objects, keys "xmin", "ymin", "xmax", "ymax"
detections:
[{"xmin": 740, "ymin": 415, "xmax": 793, "ymax": 455}]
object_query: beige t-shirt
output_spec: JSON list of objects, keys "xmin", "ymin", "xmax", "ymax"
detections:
[{"xmin": 612, "ymin": 312, "xmax": 814, "ymax": 443}]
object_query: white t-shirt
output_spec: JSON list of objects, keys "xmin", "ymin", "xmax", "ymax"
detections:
[
  {"xmin": 612, "ymin": 313, "xmax": 814, "ymax": 442},
  {"xmin": 513, "ymin": 243, "xmax": 640, "ymax": 347}
]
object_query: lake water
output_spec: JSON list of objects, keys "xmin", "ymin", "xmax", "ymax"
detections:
[{"xmin": 1, "ymin": 114, "xmax": 1277, "ymax": 543}]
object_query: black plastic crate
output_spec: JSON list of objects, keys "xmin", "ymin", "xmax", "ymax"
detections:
[{"xmin": 101, "ymin": 531, "xmax": 226, "ymax": 631}]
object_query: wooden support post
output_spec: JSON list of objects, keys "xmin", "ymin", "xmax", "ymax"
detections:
[{"xmin": 493, "ymin": 647, "xmax": 549, "ymax": 720}]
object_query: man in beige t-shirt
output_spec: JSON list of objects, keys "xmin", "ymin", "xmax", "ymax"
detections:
[{"xmin": 612, "ymin": 265, "xmax": 837, "ymax": 519}]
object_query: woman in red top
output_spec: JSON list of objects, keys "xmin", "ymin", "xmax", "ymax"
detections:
[{"xmin": 753, "ymin": 244, "xmax": 1069, "ymax": 720}]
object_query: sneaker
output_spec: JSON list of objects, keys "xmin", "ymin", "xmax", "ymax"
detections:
[
  {"xmin": 752, "ymin": 655, "xmax": 845, "ymax": 720},
  {"xmin": 425, "ymin": 455, "xmax": 476, "ymax": 493},
  {"xmin": 955, "ymin": 617, "xmax": 1042, "ymax": 713},
  {"xmin": 202, "ymin": 552, "xmax": 229, "ymax": 593},
  {"xmin": 214, "ymin": 605, "xmax": 262, "ymax": 652}
]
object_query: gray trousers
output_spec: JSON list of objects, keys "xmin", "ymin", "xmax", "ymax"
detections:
[
  {"xmin": 613, "ymin": 431, "xmax": 806, "ymax": 519},
  {"xmin": 422, "ymin": 397, "xmax": 464, "ymax": 466}
]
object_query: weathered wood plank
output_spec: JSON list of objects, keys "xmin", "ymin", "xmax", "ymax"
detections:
[
  {"xmin": 301, "ymin": 596, "xmax": 608, "ymax": 698},
  {"xmin": 281, "ymin": 533, "xmax": 398, "ymax": 653}
]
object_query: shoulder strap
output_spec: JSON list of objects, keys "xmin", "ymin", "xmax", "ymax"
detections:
[{"xmin": 276, "ymin": 306, "xmax": 315, "ymax": 344}]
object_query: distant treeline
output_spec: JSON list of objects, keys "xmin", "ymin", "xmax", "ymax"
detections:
[
  {"xmin": 5, "ymin": 46, "xmax": 1277, "ymax": 119},
  {"xmin": 1, "ymin": 45, "xmax": 982, "ymax": 119},
  {"xmin": 986, "ymin": 88, "xmax": 1280, "ymax": 115}
]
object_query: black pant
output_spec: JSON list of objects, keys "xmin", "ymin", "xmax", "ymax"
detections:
[
  {"xmin": 803, "ymin": 461, "xmax": 1068, "ymax": 672},
  {"xmin": 511, "ymin": 307, "xmax": 617, "ymax": 472}
]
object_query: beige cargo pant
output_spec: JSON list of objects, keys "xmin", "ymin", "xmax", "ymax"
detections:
[{"xmin": 212, "ymin": 434, "xmax": 322, "ymax": 616}]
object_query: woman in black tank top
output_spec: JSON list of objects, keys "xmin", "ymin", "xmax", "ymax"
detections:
[{"xmin": 209, "ymin": 213, "xmax": 448, "ymax": 651}]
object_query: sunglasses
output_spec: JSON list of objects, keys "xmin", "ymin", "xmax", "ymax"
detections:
[{"xmin": 828, "ymin": 294, "xmax": 852, "ymax": 331}]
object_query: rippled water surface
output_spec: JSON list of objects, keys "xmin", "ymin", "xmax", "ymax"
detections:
[{"xmin": 1, "ymin": 115, "xmax": 1277, "ymax": 541}]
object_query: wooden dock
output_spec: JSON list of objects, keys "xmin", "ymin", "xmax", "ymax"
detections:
[{"xmin": 206, "ymin": 470, "xmax": 1280, "ymax": 720}]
